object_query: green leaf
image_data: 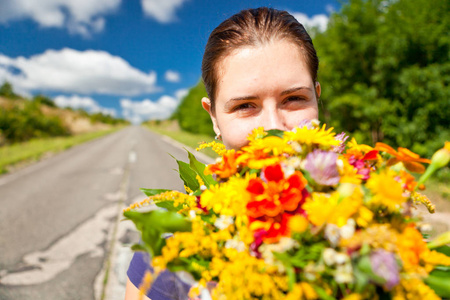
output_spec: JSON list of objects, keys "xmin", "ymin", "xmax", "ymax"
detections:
[
  {"xmin": 187, "ymin": 150, "xmax": 216, "ymax": 187},
  {"xmin": 312, "ymin": 285, "xmax": 335, "ymax": 300},
  {"xmin": 140, "ymin": 188, "xmax": 171, "ymax": 197},
  {"xmin": 154, "ymin": 200, "xmax": 179, "ymax": 212},
  {"xmin": 356, "ymin": 255, "xmax": 386, "ymax": 285},
  {"xmin": 433, "ymin": 245, "xmax": 450, "ymax": 256},
  {"xmin": 123, "ymin": 210, "xmax": 192, "ymax": 257},
  {"xmin": 427, "ymin": 233, "xmax": 450, "ymax": 250},
  {"xmin": 131, "ymin": 244, "xmax": 148, "ymax": 252},
  {"xmin": 286, "ymin": 266, "xmax": 296, "ymax": 291},
  {"xmin": 176, "ymin": 160, "xmax": 200, "ymax": 191},
  {"xmin": 266, "ymin": 129, "xmax": 284, "ymax": 138},
  {"xmin": 425, "ymin": 269, "xmax": 450, "ymax": 297}
]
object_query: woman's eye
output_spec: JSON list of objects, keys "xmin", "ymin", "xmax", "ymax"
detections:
[
  {"xmin": 233, "ymin": 103, "xmax": 254, "ymax": 111},
  {"xmin": 285, "ymin": 96, "xmax": 305, "ymax": 102}
]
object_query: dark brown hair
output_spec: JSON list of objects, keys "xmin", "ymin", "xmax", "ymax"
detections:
[{"xmin": 201, "ymin": 7, "xmax": 319, "ymax": 111}]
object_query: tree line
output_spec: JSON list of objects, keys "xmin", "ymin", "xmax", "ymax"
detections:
[
  {"xmin": 172, "ymin": 0, "xmax": 449, "ymax": 158},
  {"xmin": 0, "ymin": 82, "xmax": 129, "ymax": 145}
]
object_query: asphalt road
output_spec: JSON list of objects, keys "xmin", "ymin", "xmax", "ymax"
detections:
[{"xmin": 0, "ymin": 126, "xmax": 212, "ymax": 300}]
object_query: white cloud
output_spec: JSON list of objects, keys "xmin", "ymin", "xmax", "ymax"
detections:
[
  {"xmin": 291, "ymin": 12, "xmax": 329, "ymax": 32},
  {"xmin": 0, "ymin": 48, "xmax": 159, "ymax": 96},
  {"xmin": 0, "ymin": 0, "xmax": 121, "ymax": 37},
  {"xmin": 141, "ymin": 0, "xmax": 188, "ymax": 23},
  {"xmin": 120, "ymin": 88, "xmax": 186, "ymax": 124},
  {"xmin": 325, "ymin": 4, "xmax": 336, "ymax": 14},
  {"xmin": 164, "ymin": 70, "xmax": 180, "ymax": 82},
  {"xmin": 175, "ymin": 88, "xmax": 188, "ymax": 100},
  {"xmin": 54, "ymin": 95, "xmax": 116, "ymax": 116}
]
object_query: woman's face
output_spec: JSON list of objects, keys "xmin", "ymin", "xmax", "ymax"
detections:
[{"xmin": 202, "ymin": 40, "xmax": 320, "ymax": 150}]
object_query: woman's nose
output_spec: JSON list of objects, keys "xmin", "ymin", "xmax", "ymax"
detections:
[{"xmin": 261, "ymin": 107, "xmax": 286, "ymax": 131}]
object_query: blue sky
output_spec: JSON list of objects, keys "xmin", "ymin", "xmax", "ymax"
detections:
[{"xmin": 0, "ymin": 0, "xmax": 341, "ymax": 124}]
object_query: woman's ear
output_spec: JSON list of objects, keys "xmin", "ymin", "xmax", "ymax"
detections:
[
  {"xmin": 202, "ymin": 97, "xmax": 220, "ymax": 136},
  {"xmin": 315, "ymin": 81, "xmax": 321, "ymax": 99}
]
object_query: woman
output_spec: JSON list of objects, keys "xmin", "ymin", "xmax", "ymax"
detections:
[{"xmin": 125, "ymin": 7, "xmax": 321, "ymax": 299}]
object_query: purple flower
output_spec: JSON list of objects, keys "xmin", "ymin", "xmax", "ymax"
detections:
[
  {"xmin": 298, "ymin": 119, "xmax": 317, "ymax": 129},
  {"xmin": 333, "ymin": 132, "xmax": 349, "ymax": 153},
  {"xmin": 370, "ymin": 249, "xmax": 400, "ymax": 290},
  {"xmin": 304, "ymin": 150, "xmax": 340, "ymax": 186}
]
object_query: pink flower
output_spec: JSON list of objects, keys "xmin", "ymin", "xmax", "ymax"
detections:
[{"xmin": 304, "ymin": 150, "xmax": 340, "ymax": 186}]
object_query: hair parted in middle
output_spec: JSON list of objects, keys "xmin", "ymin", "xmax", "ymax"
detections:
[{"xmin": 201, "ymin": 7, "xmax": 319, "ymax": 112}]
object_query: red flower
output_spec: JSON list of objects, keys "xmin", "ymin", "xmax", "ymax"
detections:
[{"xmin": 246, "ymin": 164, "xmax": 308, "ymax": 243}]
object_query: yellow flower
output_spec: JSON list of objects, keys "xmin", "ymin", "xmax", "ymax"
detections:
[
  {"xmin": 304, "ymin": 188, "xmax": 363, "ymax": 227},
  {"xmin": 346, "ymin": 137, "xmax": 376, "ymax": 159},
  {"xmin": 392, "ymin": 278, "xmax": 440, "ymax": 300},
  {"xmin": 246, "ymin": 126, "xmax": 267, "ymax": 142},
  {"xmin": 123, "ymin": 191, "xmax": 197, "ymax": 213},
  {"xmin": 138, "ymin": 270, "xmax": 153, "ymax": 298},
  {"xmin": 339, "ymin": 158, "xmax": 363, "ymax": 184},
  {"xmin": 342, "ymin": 294, "xmax": 363, "ymax": 300},
  {"xmin": 340, "ymin": 224, "xmax": 398, "ymax": 251},
  {"xmin": 366, "ymin": 169, "xmax": 406, "ymax": 211},
  {"xmin": 208, "ymin": 251, "xmax": 288, "ymax": 299},
  {"xmin": 284, "ymin": 124, "xmax": 340, "ymax": 150},
  {"xmin": 288, "ymin": 215, "xmax": 309, "ymax": 233},
  {"xmin": 200, "ymin": 174, "xmax": 253, "ymax": 216},
  {"xmin": 196, "ymin": 141, "xmax": 227, "ymax": 156},
  {"xmin": 285, "ymin": 282, "xmax": 318, "ymax": 300},
  {"xmin": 238, "ymin": 136, "xmax": 292, "ymax": 169}
]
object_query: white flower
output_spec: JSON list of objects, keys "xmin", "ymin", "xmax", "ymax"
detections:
[
  {"xmin": 334, "ymin": 253, "xmax": 349, "ymax": 265},
  {"xmin": 419, "ymin": 223, "xmax": 432, "ymax": 233},
  {"xmin": 225, "ymin": 238, "xmax": 246, "ymax": 252},
  {"xmin": 291, "ymin": 141, "xmax": 303, "ymax": 153},
  {"xmin": 336, "ymin": 158, "xmax": 344, "ymax": 171},
  {"xmin": 335, "ymin": 263, "xmax": 354, "ymax": 283},
  {"xmin": 214, "ymin": 215, "xmax": 234, "ymax": 230},
  {"xmin": 323, "ymin": 248, "xmax": 337, "ymax": 266},
  {"xmin": 340, "ymin": 218, "xmax": 356, "ymax": 239},
  {"xmin": 259, "ymin": 238, "xmax": 298, "ymax": 272},
  {"xmin": 325, "ymin": 223, "xmax": 340, "ymax": 246},
  {"xmin": 286, "ymin": 156, "xmax": 302, "ymax": 169}
]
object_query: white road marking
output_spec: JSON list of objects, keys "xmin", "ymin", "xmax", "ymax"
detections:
[
  {"xmin": 128, "ymin": 151, "xmax": 137, "ymax": 163},
  {"xmin": 109, "ymin": 167, "xmax": 124, "ymax": 175},
  {"xmin": 0, "ymin": 204, "xmax": 118, "ymax": 285}
]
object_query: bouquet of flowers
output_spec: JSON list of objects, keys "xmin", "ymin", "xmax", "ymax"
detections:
[{"xmin": 124, "ymin": 121, "xmax": 450, "ymax": 300}]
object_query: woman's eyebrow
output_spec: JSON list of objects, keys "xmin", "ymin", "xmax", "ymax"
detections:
[
  {"xmin": 280, "ymin": 86, "xmax": 312, "ymax": 96},
  {"xmin": 229, "ymin": 95, "xmax": 260, "ymax": 101}
]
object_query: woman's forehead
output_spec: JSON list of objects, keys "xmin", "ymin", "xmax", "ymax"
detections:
[{"xmin": 215, "ymin": 41, "xmax": 314, "ymax": 98}]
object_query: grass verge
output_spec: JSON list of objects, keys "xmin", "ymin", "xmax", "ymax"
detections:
[
  {"xmin": 145, "ymin": 121, "xmax": 219, "ymax": 159},
  {"xmin": 0, "ymin": 127, "xmax": 123, "ymax": 174}
]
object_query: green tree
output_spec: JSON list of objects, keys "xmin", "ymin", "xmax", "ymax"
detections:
[
  {"xmin": 172, "ymin": 80, "xmax": 215, "ymax": 136},
  {"xmin": 0, "ymin": 81, "xmax": 19, "ymax": 99},
  {"xmin": 314, "ymin": 0, "xmax": 449, "ymax": 156},
  {"xmin": 33, "ymin": 94, "xmax": 57, "ymax": 107}
]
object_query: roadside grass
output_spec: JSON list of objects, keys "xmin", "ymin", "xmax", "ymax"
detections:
[
  {"xmin": 145, "ymin": 121, "xmax": 220, "ymax": 159},
  {"xmin": 0, "ymin": 127, "xmax": 123, "ymax": 174}
]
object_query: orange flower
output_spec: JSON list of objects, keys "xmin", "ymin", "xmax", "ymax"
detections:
[
  {"xmin": 398, "ymin": 170, "xmax": 417, "ymax": 191},
  {"xmin": 375, "ymin": 142, "xmax": 431, "ymax": 173},
  {"xmin": 205, "ymin": 150, "xmax": 240, "ymax": 178},
  {"xmin": 396, "ymin": 225, "xmax": 427, "ymax": 268}
]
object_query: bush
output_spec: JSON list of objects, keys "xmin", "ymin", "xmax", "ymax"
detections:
[{"xmin": 0, "ymin": 101, "xmax": 69, "ymax": 144}]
